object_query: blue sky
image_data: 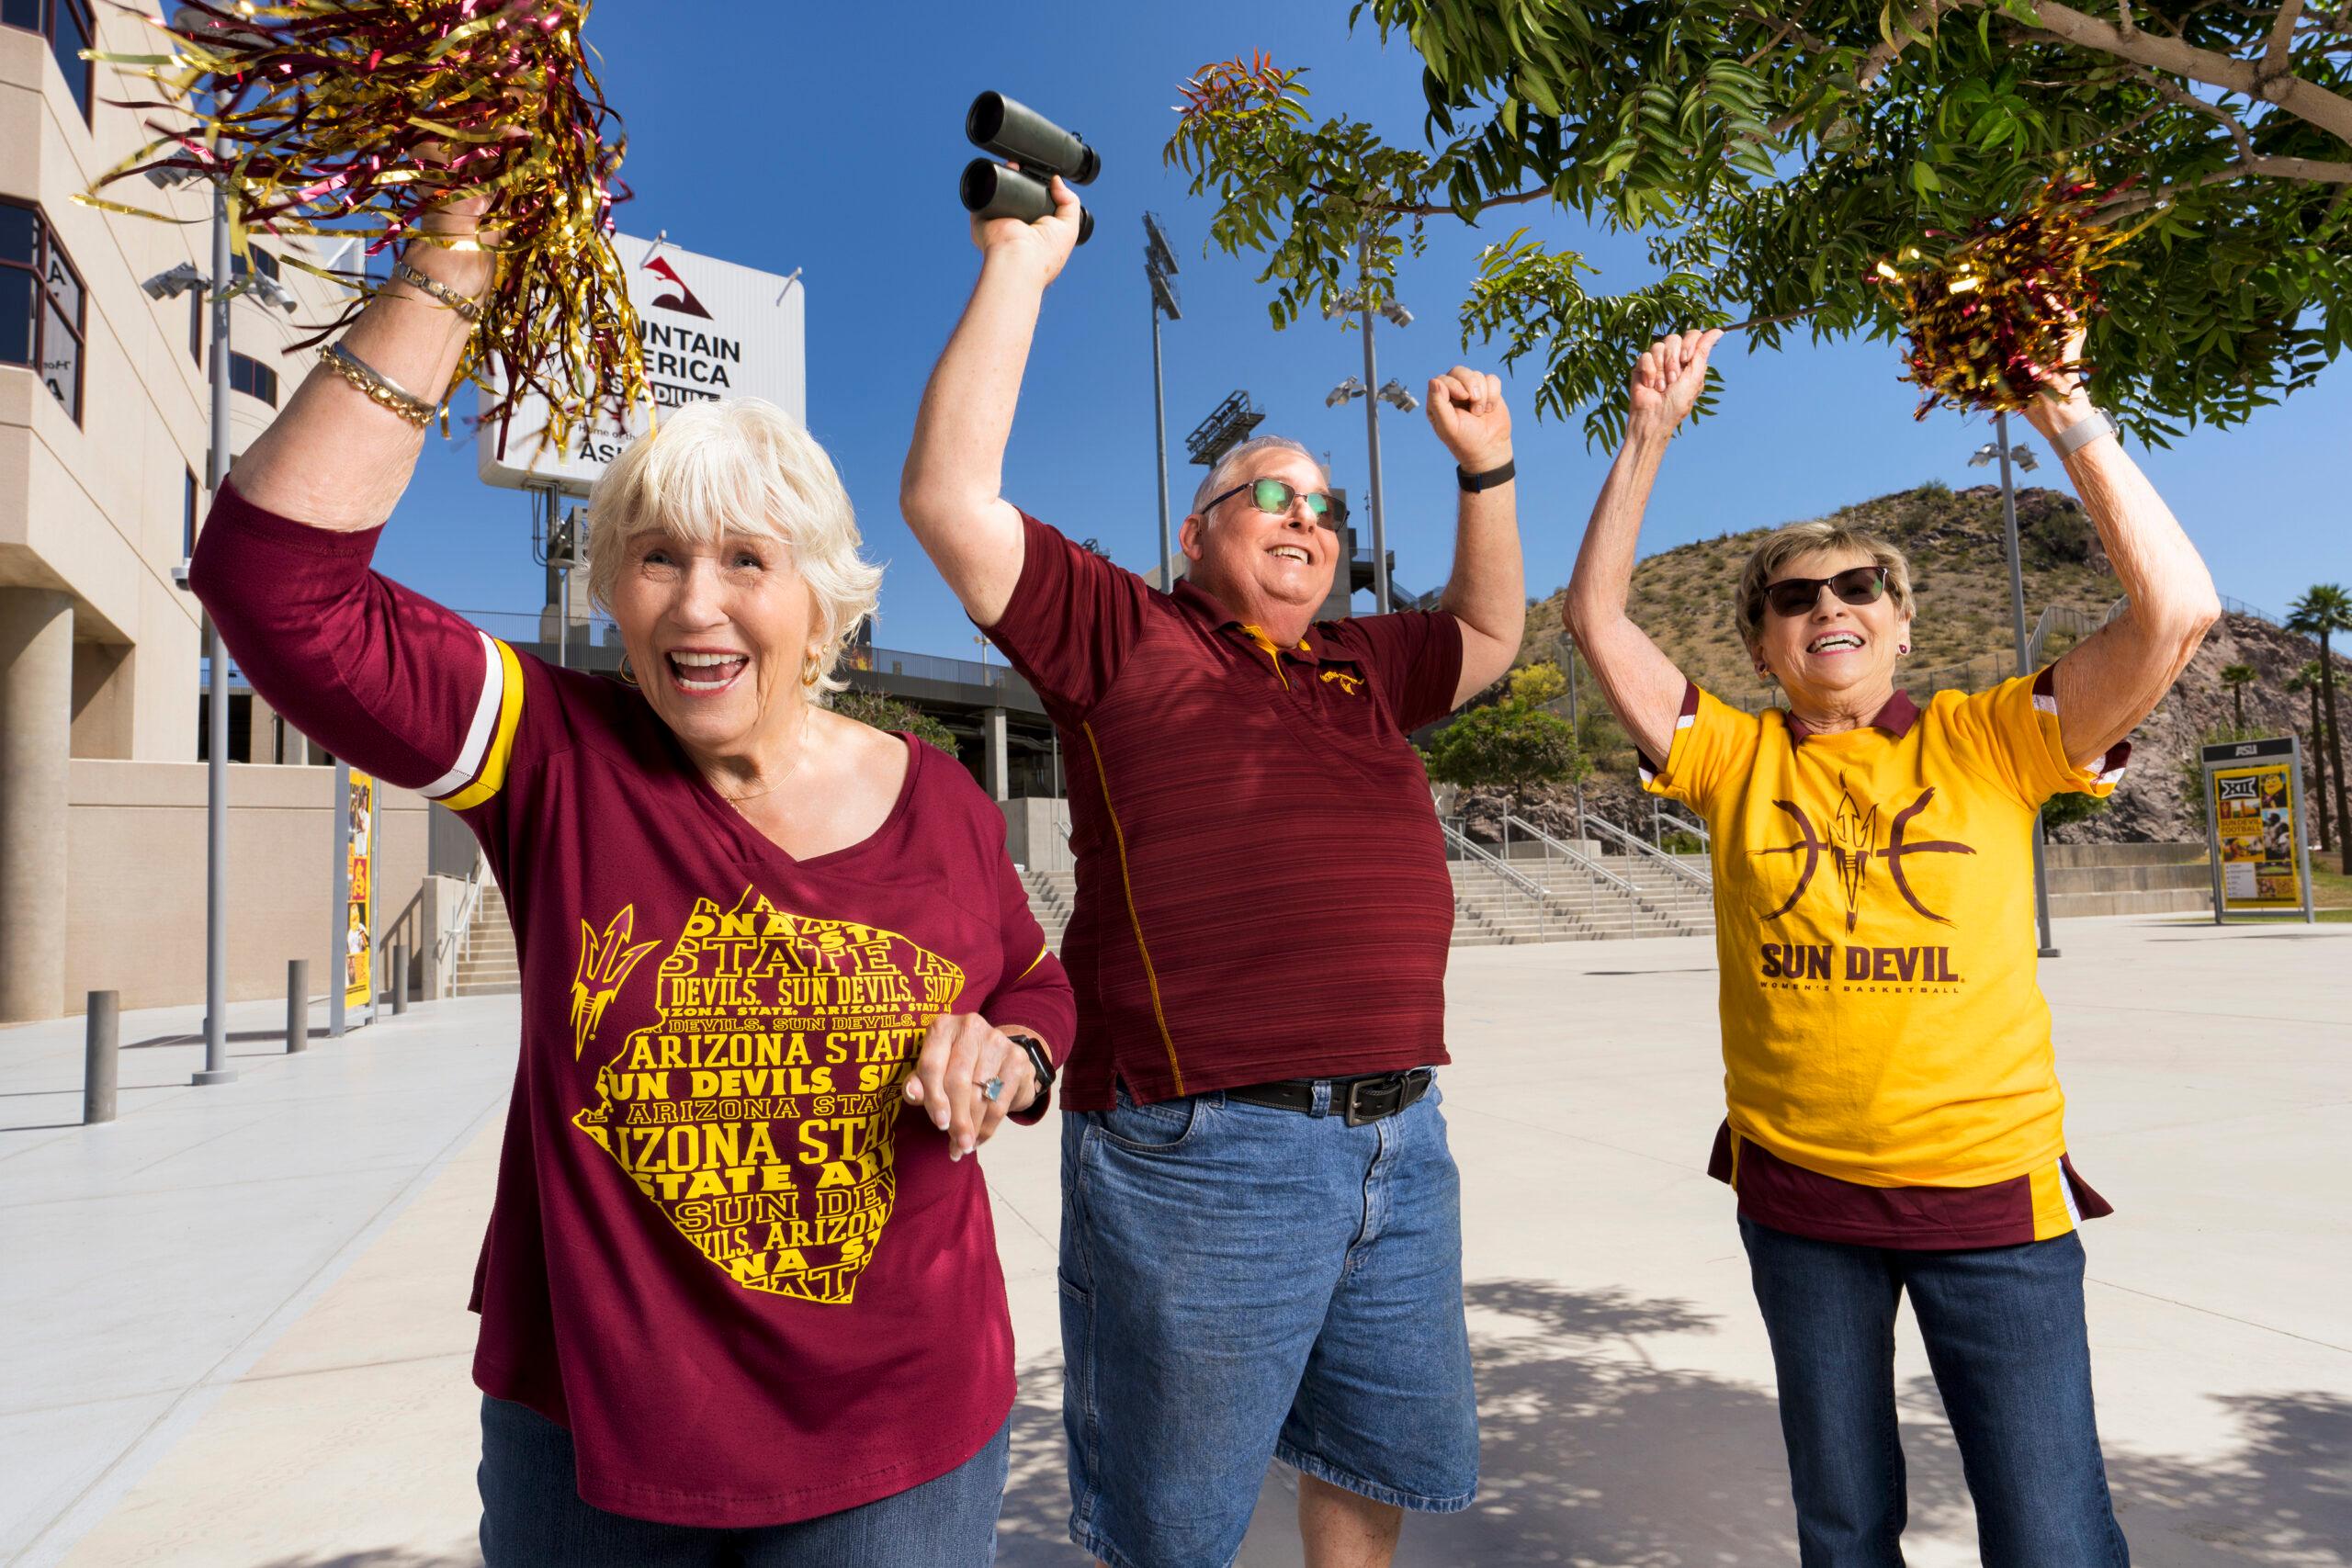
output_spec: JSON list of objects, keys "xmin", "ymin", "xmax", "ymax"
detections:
[{"xmin": 368, "ymin": 0, "xmax": 2349, "ymax": 654}]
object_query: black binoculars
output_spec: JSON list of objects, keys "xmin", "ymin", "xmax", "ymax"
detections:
[{"xmin": 959, "ymin": 91, "xmax": 1098, "ymax": 245}]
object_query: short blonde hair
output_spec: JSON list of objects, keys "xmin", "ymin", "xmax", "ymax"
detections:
[
  {"xmin": 585, "ymin": 399, "xmax": 881, "ymax": 694},
  {"xmin": 1734, "ymin": 520, "xmax": 1915, "ymax": 653}
]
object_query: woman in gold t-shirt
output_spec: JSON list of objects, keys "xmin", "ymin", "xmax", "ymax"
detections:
[{"xmin": 1565, "ymin": 325, "xmax": 2218, "ymax": 1567}]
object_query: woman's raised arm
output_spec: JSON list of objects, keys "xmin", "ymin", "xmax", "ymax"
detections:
[
  {"xmin": 2030, "ymin": 336, "xmax": 2222, "ymax": 769},
  {"xmin": 229, "ymin": 195, "xmax": 495, "ymax": 531},
  {"xmin": 1565, "ymin": 330, "xmax": 1722, "ymax": 767}
]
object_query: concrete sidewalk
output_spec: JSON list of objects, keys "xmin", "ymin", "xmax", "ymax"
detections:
[{"xmin": 6, "ymin": 918, "xmax": 2348, "ymax": 1566}]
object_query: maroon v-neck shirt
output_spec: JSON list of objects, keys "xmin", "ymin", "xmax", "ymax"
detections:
[{"xmin": 192, "ymin": 483, "xmax": 1074, "ymax": 1526}]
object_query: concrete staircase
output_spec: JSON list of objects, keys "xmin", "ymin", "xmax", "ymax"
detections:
[
  {"xmin": 452, "ymin": 881, "xmax": 521, "ymax": 996},
  {"xmin": 1449, "ymin": 855, "xmax": 1710, "ymax": 945},
  {"xmin": 1020, "ymin": 868, "xmax": 1072, "ymax": 950},
  {"xmin": 1020, "ymin": 852, "xmax": 1713, "ymax": 952}
]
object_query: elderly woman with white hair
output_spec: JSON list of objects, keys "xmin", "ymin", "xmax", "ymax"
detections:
[
  {"xmin": 190, "ymin": 186, "xmax": 1072, "ymax": 1567},
  {"xmin": 1566, "ymin": 327, "xmax": 2218, "ymax": 1566}
]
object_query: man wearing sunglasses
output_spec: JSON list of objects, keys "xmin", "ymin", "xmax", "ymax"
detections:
[
  {"xmin": 901, "ymin": 175, "xmax": 1525, "ymax": 1568},
  {"xmin": 1566, "ymin": 328, "xmax": 2219, "ymax": 1565}
]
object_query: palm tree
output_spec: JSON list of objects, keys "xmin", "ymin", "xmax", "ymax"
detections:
[
  {"xmin": 2220, "ymin": 663, "xmax": 2257, "ymax": 730},
  {"xmin": 2288, "ymin": 663, "xmax": 2334, "ymax": 853},
  {"xmin": 2289, "ymin": 584, "xmax": 2352, "ymax": 867}
]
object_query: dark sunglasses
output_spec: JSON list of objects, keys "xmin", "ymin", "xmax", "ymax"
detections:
[
  {"xmin": 1204, "ymin": 477, "xmax": 1340, "ymax": 527},
  {"xmin": 1761, "ymin": 565, "xmax": 1889, "ymax": 618}
]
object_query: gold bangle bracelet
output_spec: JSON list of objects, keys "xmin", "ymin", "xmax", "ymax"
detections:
[
  {"xmin": 390, "ymin": 258, "xmax": 486, "ymax": 323},
  {"xmin": 316, "ymin": 342, "xmax": 435, "ymax": 429}
]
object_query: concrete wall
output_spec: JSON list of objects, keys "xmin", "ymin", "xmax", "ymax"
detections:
[
  {"xmin": 62, "ymin": 761, "xmax": 430, "ymax": 1013},
  {"xmin": 1000, "ymin": 795, "xmax": 1074, "ymax": 874}
]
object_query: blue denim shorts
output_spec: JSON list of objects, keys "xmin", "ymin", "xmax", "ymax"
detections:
[{"xmin": 1057, "ymin": 1077, "xmax": 1479, "ymax": 1568}]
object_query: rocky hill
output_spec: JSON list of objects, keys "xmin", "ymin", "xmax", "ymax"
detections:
[{"xmin": 1506, "ymin": 482, "xmax": 2348, "ymax": 847}]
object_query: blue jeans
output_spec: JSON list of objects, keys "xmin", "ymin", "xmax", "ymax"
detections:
[
  {"xmin": 477, "ymin": 1396, "xmax": 1010, "ymax": 1567},
  {"xmin": 1059, "ymin": 1079, "xmax": 1478, "ymax": 1568},
  {"xmin": 1740, "ymin": 1216, "xmax": 2130, "ymax": 1567}
]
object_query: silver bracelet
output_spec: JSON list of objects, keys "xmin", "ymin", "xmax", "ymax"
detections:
[
  {"xmin": 2050, "ymin": 409, "xmax": 2116, "ymax": 457},
  {"xmin": 391, "ymin": 258, "xmax": 486, "ymax": 323}
]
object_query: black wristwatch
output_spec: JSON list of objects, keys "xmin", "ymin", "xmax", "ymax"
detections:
[
  {"xmin": 1457, "ymin": 457, "xmax": 1516, "ymax": 492},
  {"xmin": 1005, "ymin": 1032, "xmax": 1056, "ymax": 1097}
]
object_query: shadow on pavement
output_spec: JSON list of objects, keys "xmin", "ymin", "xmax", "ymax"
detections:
[{"xmin": 999, "ymin": 1278, "xmax": 2352, "ymax": 1566}]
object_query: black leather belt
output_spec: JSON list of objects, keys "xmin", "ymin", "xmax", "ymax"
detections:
[{"xmin": 1226, "ymin": 1069, "xmax": 1434, "ymax": 1127}]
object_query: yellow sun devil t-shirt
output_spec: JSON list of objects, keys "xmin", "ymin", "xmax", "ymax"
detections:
[{"xmin": 1644, "ymin": 671, "xmax": 2126, "ymax": 1243}]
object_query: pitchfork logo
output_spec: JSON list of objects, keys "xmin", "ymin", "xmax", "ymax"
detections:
[
  {"xmin": 1754, "ymin": 778, "xmax": 1976, "ymax": 931},
  {"xmin": 644, "ymin": 255, "xmax": 713, "ymax": 319}
]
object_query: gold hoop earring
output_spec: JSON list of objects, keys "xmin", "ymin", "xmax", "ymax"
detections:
[
  {"xmin": 801, "ymin": 652, "xmax": 822, "ymax": 689},
  {"xmin": 617, "ymin": 654, "xmax": 639, "ymax": 686}
]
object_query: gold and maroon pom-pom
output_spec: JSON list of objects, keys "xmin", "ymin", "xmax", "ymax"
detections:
[
  {"xmin": 85, "ymin": 0, "xmax": 648, "ymax": 455},
  {"xmin": 1870, "ymin": 174, "xmax": 2129, "ymax": 420}
]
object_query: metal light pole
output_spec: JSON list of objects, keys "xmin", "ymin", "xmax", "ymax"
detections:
[
  {"xmin": 1563, "ymin": 632, "xmax": 1588, "ymax": 842},
  {"xmin": 1325, "ymin": 247, "xmax": 1413, "ymax": 615},
  {"xmin": 1991, "ymin": 412, "xmax": 2061, "ymax": 959},
  {"xmin": 1144, "ymin": 215, "xmax": 1181, "ymax": 586},
  {"xmin": 194, "ymin": 183, "xmax": 237, "ymax": 1086}
]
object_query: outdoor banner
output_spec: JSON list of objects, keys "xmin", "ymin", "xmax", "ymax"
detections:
[
  {"xmin": 475, "ymin": 232, "xmax": 807, "ymax": 496},
  {"xmin": 345, "ymin": 769, "xmax": 376, "ymax": 1013},
  {"xmin": 2201, "ymin": 736, "xmax": 2315, "ymax": 921}
]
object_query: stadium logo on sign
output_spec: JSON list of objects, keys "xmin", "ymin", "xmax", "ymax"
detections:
[{"xmin": 645, "ymin": 255, "xmax": 713, "ymax": 319}]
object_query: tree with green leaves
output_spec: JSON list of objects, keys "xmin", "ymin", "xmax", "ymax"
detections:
[
  {"xmin": 2221, "ymin": 661, "xmax": 2258, "ymax": 728},
  {"xmin": 1167, "ymin": 3, "xmax": 2352, "ymax": 448},
  {"xmin": 1422, "ymin": 660, "xmax": 1589, "ymax": 813},
  {"xmin": 2286, "ymin": 660, "xmax": 2335, "ymax": 851},
  {"xmin": 830, "ymin": 689, "xmax": 960, "ymax": 758},
  {"xmin": 2289, "ymin": 583, "xmax": 2352, "ymax": 860}
]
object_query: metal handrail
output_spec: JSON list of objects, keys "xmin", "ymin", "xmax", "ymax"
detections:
[
  {"xmin": 437, "ymin": 849, "xmax": 489, "ymax": 970},
  {"xmin": 1584, "ymin": 812, "xmax": 1713, "ymax": 890},
  {"xmin": 1498, "ymin": 814, "xmax": 1650, "ymax": 906},
  {"xmin": 1441, "ymin": 820, "xmax": 1557, "ymax": 937},
  {"xmin": 1656, "ymin": 806, "xmax": 1711, "ymax": 848}
]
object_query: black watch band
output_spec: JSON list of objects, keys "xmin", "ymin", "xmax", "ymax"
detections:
[
  {"xmin": 1457, "ymin": 457, "xmax": 1516, "ymax": 492},
  {"xmin": 1006, "ymin": 1032, "xmax": 1055, "ymax": 1091}
]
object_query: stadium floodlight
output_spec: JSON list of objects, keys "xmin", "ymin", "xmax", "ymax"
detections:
[
  {"xmin": 1326, "ymin": 377, "xmax": 1365, "ymax": 408},
  {"xmin": 2012, "ymin": 445, "xmax": 2040, "ymax": 473},
  {"xmin": 1378, "ymin": 300, "xmax": 1413, "ymax": 328},
  {"xmin": 1376, "ymin": 378, "xmax": 1419, "ymax": 413},
  {"xmin": 245, "ymin": 270, "xmax": 300, "ymax": 313},
  {"xmin": 141, "ymin": 262, "xmax": 209, "ymax": 300},
  {"xmin": 1968, "ymin": 441, "xmax": 1999, "ymax": 468}
]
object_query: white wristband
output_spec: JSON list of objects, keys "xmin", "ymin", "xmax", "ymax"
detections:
[{"xmin": 2050, "ymin": 409, "xmax": 2116, "ymax": 457}]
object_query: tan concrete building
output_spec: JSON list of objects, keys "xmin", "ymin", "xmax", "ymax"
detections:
[{"xmin": 2, "ymin": 6, "xmax": 352, "ymax": 1021}]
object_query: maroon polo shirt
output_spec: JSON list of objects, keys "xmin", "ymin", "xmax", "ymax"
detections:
[{"xmin": 985, "ymin": 513, "xmax": 1465, "ymax": 1110}]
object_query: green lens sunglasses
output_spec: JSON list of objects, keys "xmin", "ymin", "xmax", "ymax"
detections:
[{"xmin": 1204, "ymin": 477, "xmax": 1341, "ymax": 526}]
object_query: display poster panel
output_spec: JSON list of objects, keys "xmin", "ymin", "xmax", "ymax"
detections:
[
  {"xmin": 2201, "ymin": 736, "xmax": 2312, "ymax": 919},
  {"xmin": 345, "ymin": 770, "xmax": 376, "ymax": 1012},
  {"xmin": 476, "ymin": 233, "xmax": 806, "ymax": 496}
]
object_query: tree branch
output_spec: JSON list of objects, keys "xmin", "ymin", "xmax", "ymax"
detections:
[
  {"xmin": 2267, "ymin": 0, "xmax": 2305, "ymax": 75},
  {"xmin": 1382, "ymin": 185, "xmax": 1552, "ymax": 219},
  {"xmin": 2130, "ymin": 63, "xmax": 2255, "ymax": 163},
  {"xmin": 2018, "ymin": 0, "xmax": 2352, "ymax": 145},
  {"xmin": 1859, "ymin": 2, "xmax": 1951, "ymax": 88},
  {"xmin": 1730, "ymin": 2, "xmax": 1829, "ymax": 52},
  {"xmin": 2097, "ymin": 151, "xmax": 2352, "ymax": 219}
]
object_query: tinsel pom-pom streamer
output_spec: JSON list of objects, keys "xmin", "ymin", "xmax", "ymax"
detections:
[
  {"xmin": 1868, "ymin": 175, "xmax": 2134, "ymax": 421},
  {"xmin": 81, "ymin": 0, "xmax": 648, "ymax": 456}
]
